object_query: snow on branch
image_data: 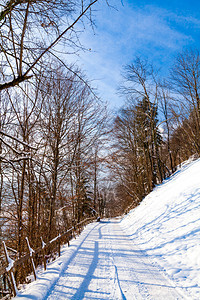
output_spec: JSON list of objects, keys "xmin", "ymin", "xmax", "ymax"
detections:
[
  {"xmin": 25, "ymin": 237, "xmax": 35, "ymax": 257},
  {"xmin": 0, "ymin": 130, "xmax": 37, "ymax": 150},
  {"xmin": 41, "ymin": 237, "xmax": 46, "ymax": 249}
]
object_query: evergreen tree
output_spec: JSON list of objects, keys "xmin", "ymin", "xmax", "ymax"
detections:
[{"xmin": 134, "ymin": 97, "xmax": 162, "ymax": 188}]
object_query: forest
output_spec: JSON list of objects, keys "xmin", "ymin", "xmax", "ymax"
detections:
[{"xmin": 0, "ymin": 0, "xmax": 200, "ymax": 294}]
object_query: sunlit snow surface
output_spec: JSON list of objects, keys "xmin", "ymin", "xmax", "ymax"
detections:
[
  {"xmin": 14, "ymin": 157, "xmax": 200, "ymax": 299},
  {"xmin": 121, "ymin": 157, "xmax": 200, "ymax": 299}
]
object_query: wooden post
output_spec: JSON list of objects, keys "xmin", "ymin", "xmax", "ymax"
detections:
[
  {"xmin": 3, "ymin": 273, "xmax": 6, "ymax": 292},
  {"xmin": 66, "ymin": 230, "xmax": 70, "ymax": 247},
  {"xmin": 58, "ymin": 234, "xmax": 61, "ymax": 257},
  {"xmin": 41, "ymin": 237, "xmax": 46, "ymax": 271},
  {"xmin": 25, "ymin": 237, "xmax": 37, "ymax": 281},
  {"xmin": 2, "ymin": 242, "xmax": 17, "ymax": 297},
  {"xmin": 73, "ymin": 226, "xmax": 76, "ymax": 239}
]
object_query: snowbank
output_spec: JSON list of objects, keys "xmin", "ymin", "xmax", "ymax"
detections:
[{"xmin": 121, "ymin": 157, "xmax": 200, "ymax": 299}]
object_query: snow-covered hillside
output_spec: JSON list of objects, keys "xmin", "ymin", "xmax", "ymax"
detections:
[{"xmin": 121, "ymin": 157, "xmax": 200, "ymax": 299}]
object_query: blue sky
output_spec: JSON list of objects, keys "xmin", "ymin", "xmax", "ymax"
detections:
[{"xmin": 69, "ymin": 0, "xmax": 200, "ymax": 110}]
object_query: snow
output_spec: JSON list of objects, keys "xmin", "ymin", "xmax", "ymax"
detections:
[
  {"xmin": 6, "ymin": 256, "xmax": 15, "ymax": 273},
  {"xmin": 41, "ymin": 238, "xmax": 46, "ymax": 249},
  {"xmin": 13, "ymin": 157, "xmax": 200, "ymax": 299},
  {"xmin": 25, "ymin": 237, "xmax": 34, "ymax": 257},
  {"xmin": 2, "ymin": 241, "xmax": 18, "ymax": 295},
  {"xmin": 3, "ymin": 241, "xmax": 15, "ymax": 272},
  {"xmin": 121, "ymin": 157, "xmax": 200, "ymax": 299},
  {"xmin": 14, "ymin": 221, "xmax": 184, "ymax": 300},
  {"xmin": 6, "ymin": 256, "xmax": 15, "ymax": 272}
]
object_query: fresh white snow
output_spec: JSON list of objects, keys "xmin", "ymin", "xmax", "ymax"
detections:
[
  {"xmin": 3, "ymin": 241, "xmax": 15, "ymax": 272},
  {"xmin": 121, "ymin": 157, "xmax": 200, "ymax": 299},
  {"xmin": 13, "ymin": 157, "xmax": 200, "ymax": 299}
]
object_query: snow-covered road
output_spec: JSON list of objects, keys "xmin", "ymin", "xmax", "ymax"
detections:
[
  {"xmin": 15, "ymin": 219, "xmax": 187, "ymax": 300},
  {"xmin": 14, "ymin": 158, "xmax": 200, "ymax": 300}
]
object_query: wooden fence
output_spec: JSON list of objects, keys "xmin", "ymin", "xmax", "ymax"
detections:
[{"xmin": 0, "ymin": 217, "xmax": 95, "ymax": 299}]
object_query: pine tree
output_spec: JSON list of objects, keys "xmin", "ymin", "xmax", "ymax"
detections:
[{"xmin": 134, "ymin": 97, "xmax": 162, "ymax": 189}]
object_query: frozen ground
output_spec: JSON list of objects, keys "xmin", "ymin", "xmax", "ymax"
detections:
[{"xmin": 14, "ymin": 157, "xmax": 200, "ymax": 299}]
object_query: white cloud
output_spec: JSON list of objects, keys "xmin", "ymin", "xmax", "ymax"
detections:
[{"xmin": 61, "ymin": 1, "xmax": 200, "ymax": 109}]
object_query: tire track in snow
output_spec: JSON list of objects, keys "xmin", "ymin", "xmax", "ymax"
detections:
[
  {"xmin": 109, "ymin": 219, "xmax": 185, "ymax": 299},
  {"xmin": 15, "ymin": 219, "xmax": 188, "ymax": 299},
  {"xmin": 110, "ymin": 256, "xmax": 127, "ymax": 300},
  {"xmin": 108, "ymin": 221, "xmax": 152, "ymax": 300}
]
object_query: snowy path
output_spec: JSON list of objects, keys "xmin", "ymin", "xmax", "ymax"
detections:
[
  {"xmin": 21, "ymin": 219, "xmax": 186, "ymax": 300},
  {"xmin": 14, "ymin": 158, "xmax": 200, "ymax": 300}
]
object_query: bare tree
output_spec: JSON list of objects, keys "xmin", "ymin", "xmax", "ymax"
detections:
[
  {"xmin": 0, "ymin": 0, "xmax": 99, "ymax": 91},
  {"xmin": 71, "ymin": 85, "xmax": 108, "ymax": 223},
  {"xmin": 120, "ymin": 58, "xmax": 163, "ymax": 185},
  {"xmin": 170, "ymin": 49, "xmax": 200, "ymax": 154},
  {"xmin": 38, "ymin": 67, "xmax": 82, "ymax": 239}
]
